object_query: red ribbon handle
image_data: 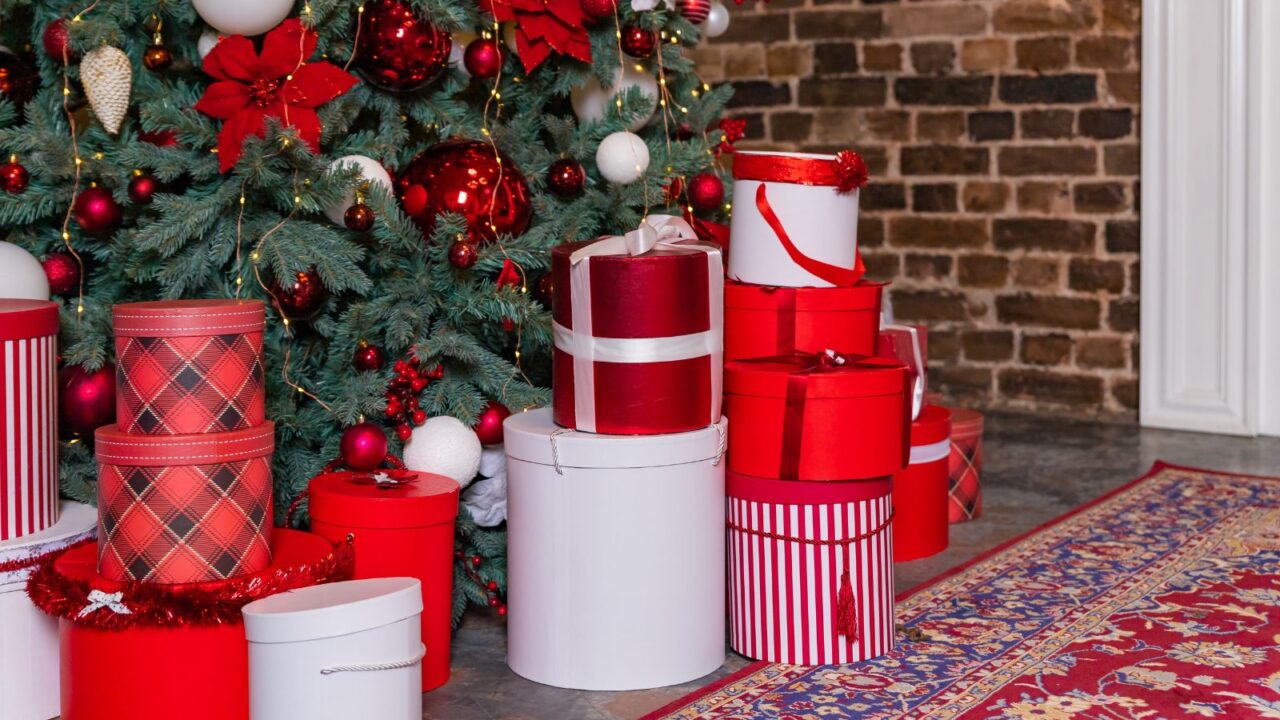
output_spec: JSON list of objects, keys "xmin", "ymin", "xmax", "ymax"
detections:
[{"xmin": 756, "ymin": 185, "xmax": 865, "ymax": 287}]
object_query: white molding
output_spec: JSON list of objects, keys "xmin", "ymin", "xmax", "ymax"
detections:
[{"xmin": 1254, "ymin": 1, "xmax": 1280, "ymax": 436}]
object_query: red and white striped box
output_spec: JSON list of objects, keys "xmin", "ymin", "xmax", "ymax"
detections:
[
  {"xmin": 0, "ymin": 299, "xmax": 60, "ymax": 542},
  {"xmin": 727, "ymin": 471, "xmax": 894, "ymax": 665}
]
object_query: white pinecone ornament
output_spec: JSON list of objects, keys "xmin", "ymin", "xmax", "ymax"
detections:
[{"xmin": 81, "ymin": 46, "xmax": 131, "ymax": 135}]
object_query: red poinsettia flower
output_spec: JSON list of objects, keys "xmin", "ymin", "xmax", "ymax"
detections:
[
  {"xmin": 195, "ymin": 19, "xmax": 357, "ymax": 172},
  {"xmin": 481, "ymin": 0, "xmax": 591, "ymax": 73}
]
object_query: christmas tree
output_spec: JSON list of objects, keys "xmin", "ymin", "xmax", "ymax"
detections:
[{"xmin": 0, "ymin": 0, "xmax": 732, "ymax": 621}]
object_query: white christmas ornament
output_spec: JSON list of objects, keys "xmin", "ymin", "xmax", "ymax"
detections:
[
  {"xmin": 80, "ymin": 46, "xmax": 131, "ymax": 135},
  {"xmin": 704, "ymin": 1, "xmax": 731, "ymax": 38},
  {"xmin": 596, "ymin": 131, "xmax": 650, "ymax": 185},
  {"xmin": 192, "ymin": 0, "xmax": 293, "ymax": 37},
  {"xmin": 570, "ymin": 65, "xmax": 659, "ymax": 132},
  {"xmin": 197, "ymin": 31, "xmax": 223, "ymax": 60},
  {"xmin": 0, "ymin": 242, "xmax": 50, "ymax": 301},
  {"xmin": 323, "ymin": 155, "xmax": 393, "ymax": 226},
  {"xmin": 449, "ymin": 31, "xmax": 478, "ymax": 76},
  {"xmin": 461, "ymin": 449, "xmax": 507, "ymax": 527},
  {"xmin": 402, "ymin": 416, "xmax": 482, "ymax": 489}
]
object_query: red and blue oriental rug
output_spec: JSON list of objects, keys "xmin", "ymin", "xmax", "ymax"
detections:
[{"xmin": 644, "ymin": 463, "xmax": 1280, "ymax": 719}]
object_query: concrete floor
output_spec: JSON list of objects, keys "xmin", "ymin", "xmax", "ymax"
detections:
[{"xmin": 422, "ymin": 411, "xmax": 1280, "ymax": 720}]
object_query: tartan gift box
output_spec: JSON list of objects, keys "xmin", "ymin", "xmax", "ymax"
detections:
[
  {"xmin": 95, "ymin": 422, "xmax": 274, "ymax": 584},
  {"xmin": 113, "ymin": 299, "xmax": 265, "ymax": 435}
]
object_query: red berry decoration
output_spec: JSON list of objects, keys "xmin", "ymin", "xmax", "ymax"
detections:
[
  {"xmin": 497, "ymin": 604, "xmax": 507, "ymax": 617},
  {"xmin": 621, "ymin": 24, "xmax": 658, "ymax": 59},
  {"xmin": 396, "ymin": 424, "xmax": 412, "ymax": 441},
  {"xmin": 355, "ymin": 0, "xmax": 452, "ymax": 92},
  {"xmin": 396, "ymin": 140, "xmax": 531, "ymax": 244},
  {"xmin": 580, "ymin": 0, "xmax": 615, "ymax": 22},
  {"xmin": 42, "ymin": 252, "xmax": 80, "ymax": 296},
  {"xmin": 73, "ymin": 186, "xmax": 122, "ymax": 235},
  {"xmin": 59, "ymin": 363, "xmax": 115, "ymax": 435},
  {"xmin": 487, "ymin": 596, "xmax": 500, "ymax": 608},
  {"xmin": 142, "ymin": 44, "xmax": 173, "ymax": 71},
  {"xmin": 546, "ymin": 157, "xmax": 586, "ymax": 198},
  {"xmin": 344, "ymin": 203, "xmax": 375, "ymax": 232},
  {"xmin": 534, "ymin": 273, "xmax": 554, "ymax": 308},
  {"xmin": 353, "ymin": 341, "xmax": 385, "ymax": 371},
  {"xmin": 128, "ymin": 174, "xmax": 157, "ymax": 204},
  {"xmin": 472, "ymin": 400, "xmax": 511, "ymax": 446},
  {"xmin": 671, "ymin": 122, "xmax": 694, "ymax": 141},
  {"xmin": 677, "ymin": 0, "xmax": 712, "ymax": 24},
  {"xmin": 463, "ymin": 38, "xmax": 503, "ymax": 79},
  {"xmin": 0, "ymin": 159, "xmax": 28, "ymax": 194},
  {"xmin": 0, "ymin": 49, "xmax": 38, "ymax": 111},
  {"xmin": 42, "ymin": 20, "xmax": 76, "ymax": 63},
  {"xmin": 340, "ymin": 422, "xmax": 389, "ymax": 471},
  {"xmin": 486, "ymin": 580, "xmax": 498, "ymax": 591},
  {"xmin": 272, "ymin": 268, "xmax": 328, "ymax": 320},
  {"xmin": 687, "ymin": 171, "xmax": 724, "ymax": 211},
  {"xmin": 448, "ymin": 239, "xmax": 479, "ymax": 269},
  {"xmin": 470, "ymin": 555, "xmax": 482, "ymax": 567}
]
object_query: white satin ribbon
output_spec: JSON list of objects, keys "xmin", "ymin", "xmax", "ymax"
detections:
[
  {"xmin": 908, "ymin": 438, "xmax": 950, "ymax": 465},
  {"xmin": 881, "ymin": 320, "xmax": 926, "ymax": 420},
  {"xmin": 78, "ymin": 590, "xmax": 132, "ymax": 618},
  {"xmin": 567, "ymin": 214, "xmax": 724, "ymax": 432}
]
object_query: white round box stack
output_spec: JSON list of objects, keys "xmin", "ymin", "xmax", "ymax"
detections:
[
  {"xmin": 504, "ymin": 409, "xmax": 726, "ymax": 691},
  {"xmin": 242, "ymin": 577, "xmax": 425, "ymax": 720}
]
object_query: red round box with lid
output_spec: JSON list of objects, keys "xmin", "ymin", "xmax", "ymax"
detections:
[
  {"xmin": 891, "ymin": 405, "xmax": 951, "ymax": 562},
  {"xmin": 113, "ymin": 299, "xmax": 265, "ymax": 435},
  {"xmin": 95, "ymin": 422, "xmax": 274, "ymax": 584},
  {"xmin": 0, "ymin": 299, "xmax": 60, "ymax": 542},
  {"xmin": 308, "ymin": 469, "xmax": 459, "ymax": 691},
  {"xmin": 725, "ymin": 352, "xmax": 910, "ymax": 481},
  {"xmin": 724, "ymin": 280, "xmax": 883, "ymax": 362}
]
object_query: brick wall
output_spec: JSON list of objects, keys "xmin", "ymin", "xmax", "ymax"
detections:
[{"xmin": 695, "ymin": 0, "xmax": 1141, "ymax": 418}]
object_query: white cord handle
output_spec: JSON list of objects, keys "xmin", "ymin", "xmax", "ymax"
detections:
[{"xmin": 319, "ymin": 645, "xmax": 426, "ymax": 675}]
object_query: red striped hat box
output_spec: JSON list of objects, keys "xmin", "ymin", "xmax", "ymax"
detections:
[{"xmin": 0, "ymin": 299, "xmax": 60, "ymax": 542}]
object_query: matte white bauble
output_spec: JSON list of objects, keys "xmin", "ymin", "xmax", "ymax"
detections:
[
  {"xmin": 595, "ymin": 131, "xmax": 650, "ymax": 185},
  {"xmin": 570, "ymin": 65, "xmax": 659, "ymax": 132},
  {"xmin": 0, "ymin": 241, "xmax": 51, "ymax": 300},
  {"xmin": 192, "ymin": 0, "xmax": 294, "ymax": 37},
  {"xmin": 402, "ymin": 416, "xmax": 483, "ymax": 489},
  {"xmin": 197, "ymin": 31, "xmax": 222, "ymax": 60},
  {"xmin": 704, "ymin": 1, "xmax": 730, "ymax": 38},
  {"xmin": 323, "ymin": 155, "xmax": 393, "ymax": 226},
  {"xmin": 450, "ymin": 31, "xmax": 478, "ymax": 76}
]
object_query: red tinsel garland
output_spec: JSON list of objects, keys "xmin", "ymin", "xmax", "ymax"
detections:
[
  {"xmin": 26, "ymin": 538, "xmax": 355, "ymax": 631},
  {"xmin": 0, "ymin": 537, "xmax": 93, "ymax": 575}
]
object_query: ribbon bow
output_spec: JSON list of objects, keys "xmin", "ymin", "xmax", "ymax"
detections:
[
  {"xmin": 832, "ymin": 150, "xmax": 869, "ymax": 194},
  {"xmin": 78, "ymin": 590, "xmax": 132, "ymax": 618},
  {"xmin": 349, "ymin": 469, "xmax": 416, "ymax": 487},
  {"xmin": 570, "ymin": 214, "xmax": 701, "ymax": 263}
]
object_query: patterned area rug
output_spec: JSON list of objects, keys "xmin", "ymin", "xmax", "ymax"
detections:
[{"xmin": 643, "ymin": 463, "xmax": 1280, "ymax": 719}]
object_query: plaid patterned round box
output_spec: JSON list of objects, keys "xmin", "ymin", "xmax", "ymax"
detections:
[
  {"xmin": 113, "ymin": 299, "xmax": 265, "ymax": 436},
  {"xmin": 95, "ymin": 422, "xmax": 274, "ymax": 584}
]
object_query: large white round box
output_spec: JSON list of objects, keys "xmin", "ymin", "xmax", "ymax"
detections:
[
  {"xmin": 504, "ymin": 408, "xmax": 726, "ymax": 691},
  {"xmin": 0, "ymin": 501, "xmax": 96, "ymax": 720},
  {"xmin": 242, "ymin": 578, "xmax": 424, "ymax": 720}
]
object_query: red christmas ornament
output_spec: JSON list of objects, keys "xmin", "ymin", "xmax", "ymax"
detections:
[
  {"xmin": 472, "ymin": 400, "xmax": 511, "ymax": 446},
  {"xmin": 664, "ymin": 176, "xmax": 685, "ymax": 204},
  {"xmin": 497, "ymin": 604, "xmax": 507, "ymax": 617},
  {"xmin": 344, "ymin": 203, "xmax": 375, "ymax": 232},
  {"xmin": 546, "ymin": 157, "xmax": 585, "ymax": 198},
  {"xmin": 495, "ymin": 258, "xmax": 521, "ymax": 290},
  {"xmin": 42, "ymin": 20, "xmax": 77, "ymax": 63},
  {"xmin": 672, "ymin": 122, "xmax": 694, "ymax": 141},
  {"xmin": 59, "ymin": 363, "xmax": 115, "ymax": 435},
  {"xmin": 677, "ymin": 0, "xmax": 712, "ymax": 23},
  {"xmin": 143, "ymin": 44, "xmax": 173, "ymax": 71},
  {"xmin": 0, "ymin": 159, "xmax": 28, "ymax": 194},
  {"xmin": 128, "ymin": 174, "xmax": 157, "ymax": 204},
  {"xmin": 195, "ymin": 19, "xmax": 357, "ymax": 173},
  {"xmin": 716, "ymin": 117, "xmax": 747, "ymax": 155},
  {"xmin": 272, "ymin": 268, "xmax": 328, "ymax": 320},
  {"xmin": 139, "ymin": 129, "xmax": 178, "ymax": 147},
  {"xmin": 42, "ymin": 252, "xmax": 80, "ymax": 296},
  {"xmin": 486, "ymin": 580, "xmax": 499, "ymax": 591},
  {"xmin": 355, "ymin": 0, "xmax": 452, "ymax": 92},
  {"xmin": 687, "ymin": 172, "xmax": 724, "ymax": 211},
  {"xmin": 395, "ymin": 140, "xmax": 531, "ymax": 243},
  {"xmin": 487, "ymin": 596, "xmax": 500, "ymax": 607},
  {"xmin": 340, "ymin": 422, "xmax": 389, "ymax": 471},
  {"xmin": 448, "ymin": 240, "xmax": 478, "ymax": 269},
  {"xmin": 73, "ymin": 186, "xmax": 122, "ymax": 235},
  {"xmin": 482, "ymin": 0, "xmax": 592, "ymax": 73},
  {"xmin": 470, "ymin": 555, "xmax": 482, "ymax": 567},
  {"xmin": 580, "ymin": 0, "xmax": 615, "ymax": 22},
  {"xmin": 353, "ymin": 341, "xmax": 385, "ymax": 371},
  {"xmin": 534, "ymin": 273, "xmax": 553, "ymax": 307},
  {"xmin": 0, "ymin": 49, "xmax": 39, "ymax": 110},
  {"xmin": 396, "ymin": 424, "xmax": 412, "ymax": 441},
  {"xmin": 463, "ymin": 38, "xmax": 503, "ymax": 79},
  {"xmin": 621, "ymin": 24, "xmax": 658, "ymax": 59}
]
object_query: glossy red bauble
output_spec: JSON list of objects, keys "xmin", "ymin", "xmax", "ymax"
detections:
[
  {"xmin": 687, "ymin": 171, "xmax": 724, "ymax": 211},
  {"xmin": 472, "ymin": 400, "xmax": 511, "ymax": 446},
  {"xmin": 353, "ymin": 342, "xmax": 385, "ymax": 371},
  {"xmin": 448, "ymin": 239, "xmax": 478, "ymax": 269},
  {"xmin": 396, "ymin": 140, "xmax": 531, "ymax": 243},
  {"xmin": 580, "ymin": 0, "xmax": 616, "ymax": 22},
  {"xmin": 0, "ymin": 49, "xmax": 39, "ymax": 110},
  {"xmin": 355, "ymin": 0, "xmax": 452, "ymax": 92},
  {"xmin": 621, "ymin": 24, "xmax": 658, "ymax": 59},
  {"xmin": 73, "ymin": 186, "xmax": 122, "ymax": 235},
  {"xmin": 42, "ymin": 20, "xmax": 77, "ymax": 62},
  {"xmin": 344, "ymin": 203, "xmax": 375, "ymax": 232},
  {"xmin": 59, "ymin": 363, "xmax": 115, "ymax": 435},
  {"xmin": 463, "ymin": 38, "xmax": 503, "ymax": 79},
  {"xmin": 272, "ymin": 268, "xmax": 328, "ymax": 320},
  {"xmin": 143, "ymin": 44, "xmax": 173, "ymax": 71},
  {"xmin": 128, "ymin": 174, "xmax": 157, "ymax": 204},
  {"xmin": 546, "ymin": 157, "xmax": 586, "ymax": 198},
  {"xmin": 340, "ymin": 422, "xmax": 389, "ymax": 471},
  {"xmin": 0, "ymin": 160, "xmax": 28, "ymax": 194},
  {"xmin": 42, "ymin": 252, "xmax": 80, "ymax": 296}
]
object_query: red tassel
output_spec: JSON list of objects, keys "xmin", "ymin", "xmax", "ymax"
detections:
[{"xmin": 836, "ymin": 569, "xmax": 858, "ymax": 644}]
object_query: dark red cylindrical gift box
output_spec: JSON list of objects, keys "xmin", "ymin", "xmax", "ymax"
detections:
[
  {"xmin": 724, "ymin": 280, "xmax": 883, "ymax": 362},
  {"xmin": 725, "ymin": 353, "xmax": 910, "ymax": 481},
  {"xmin": 891, "ymin": 405, "xmax": 951, "ymax": 562},
  {"xmin": 308, "ymin": 469, "xmax": 459, "ymax": 691},
  {"xmin": 56, "ymin": 529, "xmax": 331, "ymax": 720},
  {"xmin": 113, "ymin": 299, "xmax": 265, "ymax": 435},
  {"xmin": 0, "ymin": 299, "xmax": 60, "ymax": 542},
  {"xmin": 551, "ymin": 234, "xmax": 722, "ymax": 435},
  {"xmin": 95, "ymin": 422, "xmax": 274, "ymax": 584}
]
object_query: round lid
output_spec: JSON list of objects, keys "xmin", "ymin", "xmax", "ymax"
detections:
[
  {"xmin": 0, "ymin": 299, "xmax": 59, "ymax": 341},
  {"xmin": 113, "ymin": 299, "xmax": 265, "ymax": 337},
  {"xmin": 910, "ymin": 405, "xmax": 952, "ymax": 447},
  {"xmin": 242, "ymin": 577, "xmax": 423, "ymax": 644},
  {"xmin": 725, "ymin": 280, "xmax": 884, "ymax": 313},
  {"xmin": 948, "ymin": 407, "xmax": 984, "ymax": 433},
  {"xmin": 725, "ymin": 354, "xmax": 907, "ymax": 400},
  {"xmin": 0, "ymin": 501, "xmax": 96, "ymax": 590},
  {"xmin": 308, "ymin": 470, "xmax": 459, "ymax": 529},
  {"xmin": 95, "ymin": 422, "xmax": 274, "ymax": 467},
  {"xmin": 727, "ymin": 472, "xmax": 890, "ymax": 505},
  {"xmin": 504, "ymin": 408, "xmax": 727, "ymax": 469}
]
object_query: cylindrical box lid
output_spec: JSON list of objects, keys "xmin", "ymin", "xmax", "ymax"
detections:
[
  {"xmin": 727, "ymin": 471, "xmax": 890, "ymax": 505},
  {"xmin": 0, "ymin": 501, "xmax": 96, "ymax": 590},
  {"xmin": 95, "ymin": 421, "xmax": 274, "ymax": 466},
  {"xmin": 309, "ymin": 470, "xmax": 459, "ymax": 529},
  {"xmin": 505, "ymin": 407, "xmax": 727, "ymax": 469},
  {"xmin": 726, "ymin": 354, "xmax": 907, "ymax": 400},
  {"xmin": 113, "ymin": 299, "xmax": 265, "ymax": 338},
  {"xmin": 0, "ymin": 299, "xmax": 58, "ymax": 340},
  {"xmin": 243, "ymin": 577, "xmax": 423, "ymax": 644},
  {"xmin": 725, "ymin": 280, "xmax": 884, "ymax": 312},
  {"xmin": 910, "ymin": 405, "xmax": 952, "ymax": 448},
  {"xmin": 949, "ymin": 407, "xmax": 984, "ymax": 434}
]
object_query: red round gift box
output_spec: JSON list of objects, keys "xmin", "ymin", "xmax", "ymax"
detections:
[
  {"xmin": 308, "ymin": 469, "xmax": 459, "ymax": 691},
  {"xmin": 56, "ymin": 529, "xmax": 332, "ymax": 720},
  {"xmin": 113, "ymin": 299, "xmax": 265, "ymax": 435},
  {"xmin": 0, "ymin": 299, "xmax": 60, "ymax": 542},
  {"xmin": 724, "ymin": 280, "xmax": 883, "ymax": 362},
  {"xmin": 947, "ymin": 408, "xmax": 985, "ymax": 523},
  {"xmin": 891, "ymin": 405, "xmax": 952, "ymax": 562},
  {"xmin": 95, "ymin": 422, "xmax": 274, "ymax": 584},
  {"xmin": 724, "ymin": 354, "xmax": 910, "ymax": 481}
]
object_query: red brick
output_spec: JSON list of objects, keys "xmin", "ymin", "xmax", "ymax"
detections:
[
  {"xmin": 1013, "ymin": 257, "xmax": 1061, "ymax": 288},
  {"xmin": 1017, "ymin": 181, "xmax": 1071, "ymax": 214},
  {"xmin": 771, "ymin": 111, "xmax": 814, "ymax": 142},
  {"xmin": 795, "ymin": 10, "xmax": 883, "ymax": 40},
  {"xmin": 1077, "ymin": 36, "xmax": 1132, "ymax": 69},
  {"xmin": 1105, "ymin": 220, "xmax": 1139, "ymax": 253},
  {"xmin": 999, "ymin": 146, "xmax": 1097, "ymax": 175},
  {"xmin": 884, "ymin": 4, "xmax": 989, "ymax": 37},
  {"xmin": 859, "ymin": 216, "xmax": 885, "ymax": 248},
  {"xmin": 814, "ymin": 42, "xmax": 859, "ymax": 76},
  {"xmin": 889, "ymin": 216, "xmax": 989, "ymax": 248},
  {"xmin": 901, "ymin": 145, "xmax": 990, "ymax": 175},
  {"xmin": 1079, "ymin": 108, "xmax": 1133, "ymax": 140},
  {"xmin": 996, "ymin": 293, "xmax": 1101, "ymax": 329},
  {"xmin": 958, "ymin": 255, "xmax": 1010, "ymax": 288},
  {"xmin": 865, "ymin": 110, "xmax": 911, "ymax": 141},
  {"xmin": 968, "ymin": 111, "xmax": 1015, "ymax": 142},
  {"xmin": 1021, "ymin": 109, "xmax": 1075, "ymax": 139},
  {"xmin": 1104, "ymin": 144, "xmax": 1140, "ymax": 176},
  {"xmin": 917, "ymin": 111, "xmax": 966, "ymax": 142},
  {"xmin": 904, "ymin": 253, "xmax": 953, "ymax": 280},
  {"xmin": 720, "ymin": 15, "xmax": 792, "ymax": 43},
  {"xmin": 999, "ymin": 368, "xmax": 1104, "ymax": 406},
  {"xmin": 912, "ymin": 183, "xmax": 958, "ymax": 212},
  {"xmin": 896, "ymin": 77, "xmax": 994, "ymax": 106},
  {"xmin": 863, "ymin": 182, "xmax": 907, "ymax": 210},
  {"xmin": 911, "ymin": 42, "xmax": 957, "ymax": 75},
  {"xmin": 929, "ymin": 330, "xmax": 961, "ymax": 363},
  {"xmin": 1108, "ymin": 297, "xmax": 1138, "ymax": 332},
  {"xmin": 933, "ymin": 366, "xmax": 994, "ymax": 396},
  {"xmin": 1069, "ymin": 258, "xmax": 1126, "ymax": 293},
  {"xmin": 1021, "ymin": 333, "xmax": 1073, "ymax": 365},
  {"xmin": 999, "ymin": 74, "xmax": 1098, "ymax": 104},
  {"xmin": 861, "ymin": 251, "xmax": 901, "ymax": 280},
  {"xmin": 1073, "ymin": 182, "xmax": 1127, "ymax": 213},
  {"xmin": 890, "ymin": 289, "xmax": 969, "ymax": 322},
  {"xmin": 1105, "ymin": 71, "xmax": 1140, "ymax": 103},
  {"xmin": 994, "ymin": 218, "xmax": 1096, "ymax": 252},
  {"xmin": 1077, "ymin": 337, "xmax": 1127, "ymax": 369},
  {"xmin": 1015, "ymin": 37, "xmax": 1070, "ymax": 71},
  {"xmin": 1102, "ymin": 0, "xmax": 1141, "ymax": 33},
  {"xmin": 799, "ymin": 78, "xmax": 887, "ymax": 107},
  {"xmin": 963, "ymin": 330, "xmax": 1015, "ymax": 362},
  {"xmin": 963, "ymin": 182, "xmax": 1010, "ymax": 212},
  {"xmin": 993, "ymin": 0, "xmax": 1099, "ymax": 34},
  {"xmin": 863, "ymin": 43, "xmax": 903, "ymax": 72},
  {"xmin": 960, "ymin": 38, "xmax": 1009, "ymax": 72},
  {"xmin": 1111, "ymin": 378, "xmax": 1138, "ymax": 410}
]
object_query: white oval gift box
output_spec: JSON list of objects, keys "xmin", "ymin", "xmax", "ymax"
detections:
[
  {"xmin": 504, "ymin": 408, "xmax": 726, "ymax": 691},
  {"xmin": 242, "ymin": 577, "xmax": 425, "ymax": 720},
  {"xmin": 0, "ymin": 501, "xmax": 96, "ymax": 720},
  {"xmin": 728, "ymin": 150, "xmax": 869, "ymax": 288}
]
